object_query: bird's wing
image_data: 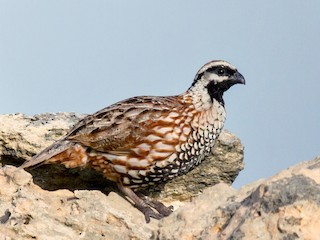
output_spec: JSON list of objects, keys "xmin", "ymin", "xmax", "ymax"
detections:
[{"xmin": 66, "ymin": 95, "xmax": 181, "ymax": 152}]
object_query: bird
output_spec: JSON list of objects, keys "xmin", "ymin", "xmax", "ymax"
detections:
[{"xmin": 20, "ymin": 60, "xmax": 245, "ymax": 223}]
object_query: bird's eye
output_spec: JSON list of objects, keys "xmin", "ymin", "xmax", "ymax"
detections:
[{"xmin": 217, "ymin": 67, "xmax": 225, "ymax": 76}]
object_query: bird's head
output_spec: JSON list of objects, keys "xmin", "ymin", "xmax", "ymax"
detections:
[{"xmin": 188, "ymin": 60, "xmax": 245, "ymax": 108}]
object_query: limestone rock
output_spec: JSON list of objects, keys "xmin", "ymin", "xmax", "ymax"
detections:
[
  {"xmin": 0, "ymin": 113, "xmax": 319, "ymax": 239},
  {"xmin": 0, "ymin": 166, "xmax": 157, "ymax": 240},
  {"xmin": 156, "ymin": 157, "xmax": 320, "ymax": 240},
  {"xmin": 1, "ymin": 158, "xmax": 320, "ymax": 239},
  {"xmin": 0, "ymin": 113, "xmax": 84, "ymax": 160}
]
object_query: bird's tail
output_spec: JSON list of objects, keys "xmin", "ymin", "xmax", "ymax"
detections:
[{"xmin": 20, "ymin": 139, "xmax": 87, "ymax": 169}]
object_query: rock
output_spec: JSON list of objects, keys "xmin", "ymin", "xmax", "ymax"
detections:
[
  {"xmin": 0, "ymin": 113, "xmax": 244, "ymax": 203},
  {"xmin": 155, "ymin": 183, "xmax": 238, "ymax": 239},
  {"xmin": 155, "ymin": 157, "xmax": 320, "ymax": 240},
  {"xmin": 0, "ymin": 113, "xmax": 84, "ymax": 160},
  {"xmin": 0, "ymin": 166, "xmax": 157, "ymax": 240},
  {"xmin": 0, "ymin": 113, "xmax": 319, "ymax": 239},
  {"xmin": 1, "ymin": 158, "xmax": 320, "ymax": 239}
]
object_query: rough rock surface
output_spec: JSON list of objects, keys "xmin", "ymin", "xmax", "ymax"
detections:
[
  {"xmin": 0, "ymin": 166, "xmax": 158, "ymax": 240},
  {"xmin": 0, "ymin": 113, "xmax": 244, "ymax": 203},
  {"xmin": 1, "ymin": 159, "xmax": 320, "ymax": 240},
  {"xmin": 157, "ymin": 157, "xmax": 320, "ymax": 239},
  {"xmin": 1, "ymin": 113, "xmax": 319, "ymax": 239}
]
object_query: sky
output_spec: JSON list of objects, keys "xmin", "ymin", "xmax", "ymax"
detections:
[{"xmin": 1, "ymin": 1, "xmax": 319, "ymax": 188}]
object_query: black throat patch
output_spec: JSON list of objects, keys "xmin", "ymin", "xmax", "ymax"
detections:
[{"xmin": 207, "ymin": 81, "xmax": 234, "ymax": 106}]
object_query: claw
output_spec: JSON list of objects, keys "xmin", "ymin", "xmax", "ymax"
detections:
[
  {"xmin": 117, "ymin": 182, "xmax": 173, "ymax": 223},
  {"xmin": 136, "ymin": 205, "xmax": 163, "ymax": 223},
  {"xmin": 139, "ymin": 195, "xmax": 173, "ymax": 217}
]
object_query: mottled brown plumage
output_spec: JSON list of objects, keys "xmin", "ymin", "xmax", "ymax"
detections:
[{"xmin": 21, "ymin": 60, "xmax": 245, "ymax": 222}]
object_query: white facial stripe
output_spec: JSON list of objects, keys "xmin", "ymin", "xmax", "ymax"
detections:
[{"xmin": 197, "ymin": 60, "xmax": 236, "ymax": 76}]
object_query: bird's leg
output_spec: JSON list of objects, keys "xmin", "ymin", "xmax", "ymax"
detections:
[
  {"xmin": 117, "ymin": 182, "xmax": 172, "ymax": 223},
  {"xmin": 137, "ymin": 193, "xmax": 173, "ymax": 217}
]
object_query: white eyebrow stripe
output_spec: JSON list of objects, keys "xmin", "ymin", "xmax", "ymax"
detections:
[{"xmin": 197, "ymin": 60, "xmax": 237, "ymax": 75}]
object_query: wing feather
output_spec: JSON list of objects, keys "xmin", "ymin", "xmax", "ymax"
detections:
[{"xmin": 66, "ymin": 96, "xmax": 180, "ymax": 152}]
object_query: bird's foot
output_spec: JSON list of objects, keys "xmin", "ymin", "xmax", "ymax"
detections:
[
  {"xmin": 117, "ymin": 182, "xmax": 173, "ymax": 223},
  {"xmin": 135, "ymin": 205, "xmax": 163, "ymax": 223},
  {"xmin": 139, "ymin": 195, "xmax": 173, "ymax": 218}
]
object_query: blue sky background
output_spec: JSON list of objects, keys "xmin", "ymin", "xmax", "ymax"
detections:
[{"xmin": 1, "ymin": 1, "xmax": 319, "ymax": 188}]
